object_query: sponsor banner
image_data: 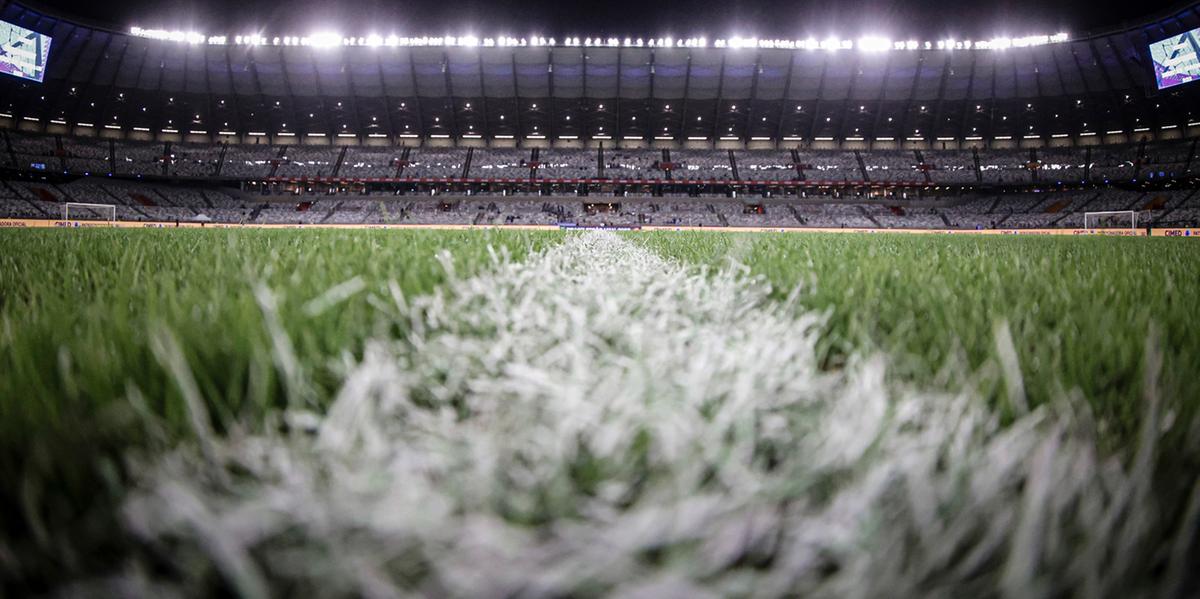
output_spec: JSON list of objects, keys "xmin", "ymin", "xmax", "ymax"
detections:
[
  {"xmin": 1, "ymin": 218, "xmax": 1185, "ymax": 237},
  {"xmin": 558, "ymin": 224, "xmax": 643, "ymax": 231},
  {"xmin": 637, "ymin": 226, "xmax": 1154, "ymax": 236},
  {"xmin": 1152, "ymin": 228, "xmax": 1199, "ymax": 237}
]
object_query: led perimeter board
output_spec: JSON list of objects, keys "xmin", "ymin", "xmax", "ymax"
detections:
[
  {"xmin": 1150, "ymin": 28, "xmax": 1200, "ymax": 90},
  {"xmin": 0, "ymin": 20, "xmax": 51, "ymax": 82}
]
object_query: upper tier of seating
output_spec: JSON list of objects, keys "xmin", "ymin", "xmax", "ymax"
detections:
[{"xmin": 3, "ymin": 130, "xmax": 1193, "ymax": 186}]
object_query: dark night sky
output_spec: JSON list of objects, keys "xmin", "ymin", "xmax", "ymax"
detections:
[{"xmin": 22, "ymin": 0, "xmax": 1188, "ymax": 39}]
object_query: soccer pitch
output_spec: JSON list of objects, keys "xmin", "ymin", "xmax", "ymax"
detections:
[{"xmin": 1, "ymin": 228, "xmax": 1198, "ymax": 596}]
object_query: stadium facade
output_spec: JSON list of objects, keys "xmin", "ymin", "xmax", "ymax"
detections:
[
  {"xmin": 2, "ymin": 0, "xmax": 1200, "ymax": 148},
  {"xmin": 0, "ymin": 1, "xmax": 1199, "ymax": 231}
]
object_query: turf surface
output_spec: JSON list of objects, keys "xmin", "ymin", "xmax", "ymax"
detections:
[
  {"xmin": 1, "ymin": 228, "xmax": 1197, "ymax": 595},
  {"xmin": 0, "ymin": 228, "xmax": 559, "ymax": 588},
  {"xmin": 636, "ymin": 232, "xmax": 1200, "ymax": 443}
]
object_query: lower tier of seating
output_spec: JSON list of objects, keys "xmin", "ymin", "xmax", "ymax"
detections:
[{"xmin": 3, "ymin": 177, "xmax": 1196, "ymax": 230}]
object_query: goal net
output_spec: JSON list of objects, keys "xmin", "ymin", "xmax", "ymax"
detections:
[
  {"xmin": 63, "ymin": 202, "xmax": 117, "ymax": 225},
  {"xmin": 1083, "ymin": 210, "xmax": 1138, "ymax": 231}
]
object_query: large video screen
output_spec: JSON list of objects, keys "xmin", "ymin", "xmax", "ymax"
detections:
[
  {"xmin": 1150, "ymin": 29, "xmax": 1200, "ymax": 90},
  {"xmin": 0, "ymin": 20, "xmax": 51, "ymax": 83}
]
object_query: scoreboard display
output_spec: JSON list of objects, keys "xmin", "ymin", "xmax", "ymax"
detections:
[
  {"xmin": 1150, "ymin": 28, "xmax": 1200, "ymax": 90},
  {"xmin": 0, "ymin": 20, "xmax": 51, "ymax": 83}
]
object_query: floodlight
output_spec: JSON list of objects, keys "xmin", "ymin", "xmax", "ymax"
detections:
[
  {"xmin": 857, "ymin": 36, "xmax": 891, "ymax": 53},
  {"xmin": 309, "ymin": 32, "xmax": 341, "ymax": 48}
]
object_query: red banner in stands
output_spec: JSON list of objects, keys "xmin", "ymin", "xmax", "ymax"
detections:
[{"xmin": 265, "ymin": 176, "xmax": 930, "ymax": 188}]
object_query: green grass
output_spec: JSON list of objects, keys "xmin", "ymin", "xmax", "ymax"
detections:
[
  {"xmin": 635, "ymin": 232, "xmax": 1200, "ymax": 441},
  {"xmin": 2, "ymin": 228, "xmax": 1199, "ymax": 595},
  {"xmin": 0, "ymin": 227, "xmax": 559, "ymax": 589}
]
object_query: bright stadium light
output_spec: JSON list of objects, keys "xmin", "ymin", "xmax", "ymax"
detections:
[
  {"xmin": 128, "ymin": 23, "xmax": 1071, "ymax": 50},
  {"xmin": 858, "ymin": 36, "xmax": 892, "ymax": 53},
  {"xmin": 308, "ymin": 32, "xmax": 342, "ymax": 48},
  {"xmin": 130, "ymin": 27, "xmax": 206, "ymax": 44},
  {"xmin": 985, "ymin": 37, "xmax": 1012, "ymax": 50}
]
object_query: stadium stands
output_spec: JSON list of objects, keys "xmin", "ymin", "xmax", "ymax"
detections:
[
  {"xmin": 1, "ymin": 129, "xmax": 1193, "ymax": 187},
  {"xmin": 341, "ymin": 148, "xmax": 404, "ymax": 178},
  {"xmin": 0, "ymin": 0, "xmax": 1197, "ymax": 231},
  {"xmin": 9, "ymin": 170, "xmax": 1194, "ymax": 229},
  {"xmin": 538, "ymin": 150, "xmax": 595, "ymax": 179}
]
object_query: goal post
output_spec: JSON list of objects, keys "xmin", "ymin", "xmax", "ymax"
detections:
[
  {"xmin": 1083, "ymin": 210, "xmax": 1138, "ymax": 231},
  {"xmin": 62, "ymin": 202, "xmax": 117, "ymax": 225}
]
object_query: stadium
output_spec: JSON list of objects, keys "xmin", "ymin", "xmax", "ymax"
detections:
[{"xmin": 1, "ymin": 0, "xmax": 1199, "ymax": 594}]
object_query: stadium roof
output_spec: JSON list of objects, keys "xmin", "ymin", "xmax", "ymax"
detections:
[{"xmin": 2, "ymin": 1, "xmax": 1200, "ymax": 142}]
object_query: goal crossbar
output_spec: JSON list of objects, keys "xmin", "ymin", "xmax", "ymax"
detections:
[
  {"xmin": 63, "ymin": 202, "xmax": 117, "ymax": 224},
  {"xmin": 1083, "ymin": 210, "xmax": 1138, "ymax": 230}
]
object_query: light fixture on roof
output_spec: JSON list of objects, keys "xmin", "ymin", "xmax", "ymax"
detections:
[
  {"xmin": 857, "ymin": 36, "xmax": 891, "ymax": 53},
  {"xmin": 308, "ymin": 32, "xmax": 342, "ymax": 48}
]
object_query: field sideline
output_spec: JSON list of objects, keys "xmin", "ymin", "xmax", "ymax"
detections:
[
  {"xmin": 1, "ymin": 228, "xmax": 1198, "ymax": 596},
  {"xmin": 3, "ymin": 216, "xmax": 1200, "ymax": 237}
]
